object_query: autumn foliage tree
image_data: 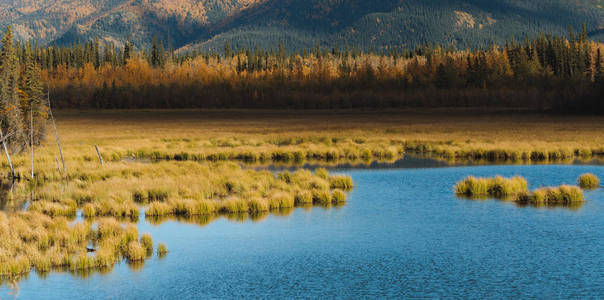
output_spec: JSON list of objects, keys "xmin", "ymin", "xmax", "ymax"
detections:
[{"xmin": 10, "ymin": 26, "xmax": 604, "ymax": 112}]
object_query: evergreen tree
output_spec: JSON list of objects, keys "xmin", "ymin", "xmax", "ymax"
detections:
[
  {"xmin": 21, "ymin": 45, "xmax": 47, "ymax": 145},
  {"xmin": 151, "ymin": 35, "xmax": 160, "ymax": 67},
  {"xmin": 596, "ymin": 48, "xmax": 603, "ymax": 83},
  {"xmin": 123, "ymin": 41, "xmax": 132, "ymax": 65},
  {"xmin": 224, "ymin": 42, "xmax": 231, "ymax": 58},
  {"xmin": 0, "ymin": 26, "xmax": 27, "ymax": 153}
]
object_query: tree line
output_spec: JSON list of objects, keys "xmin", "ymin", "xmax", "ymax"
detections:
[{"xmin": 4, "ymin": 26, "xmax": 604, "ymax": 112}]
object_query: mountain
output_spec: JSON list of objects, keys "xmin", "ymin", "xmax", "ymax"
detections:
[
  {"xmin": 0, "ymin": 0, "xmax": 261, "ymax": 49},
  {"xmin": 1, "ymin": 0, "xmax": 602, "ymax": 51}
]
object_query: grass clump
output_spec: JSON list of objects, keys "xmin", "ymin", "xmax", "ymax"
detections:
[
  {"xmin": 294, "ymin": 190, "xmax": 313, "ymax": 205},
  {"xmin": 456, "ymin": 176, "xmax": 585, "ymax": 207},
  {"xmin": 140, "ymin": 234, "xmax": 153, "ymax": 253},
  {"xmin": 157, "ymin": 243, "xmax": 168, "ymax": 257},
  {"xmin": 315, "ymin": 168, "xmax": 329, "ymax": 179},
  {"xmin": 125, "ymin": 241, "xmax": 146, "ymax": 262},
  {"xmin": 454, "ymin": 176, "xmax": 527, "ymax": 198},
  {"xmin": 269, "ymin": 192, "xmax": 295, "ymax": 209},
  {"xmin": 247, "ymin": 198, "xmax": 269, "ymax": 213},
  {"xmin": 517, "ymin": 185, "xmax": 584, "ymax": 205},
  {"xmin": 578, "ymin": 173, "xmax": 600, "ymax": 189},
  {"xmin": 220, "ymin": 198, "xmax": 249, "ymax": 214},
  {"xmin": 329, "ymin": 175, "xmax": 354, "ymax": 190},
  {"xmin": 145, "ymin": 202, "xmax": 172, "ymax": 217},
  {"xmin": 0, "ymin": 212, "xmax": 162, "ymax": 279},
  {"xmin": 312, "ymin": 189, "xmax": 332, "ymax": 205},
  {"xmin": 331, "ymin": 189, "xmax": 347, "ymax": 203}
]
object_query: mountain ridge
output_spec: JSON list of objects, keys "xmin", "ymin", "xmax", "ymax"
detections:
[{"xmin": 1, "ymin": 0, "xmax": 602, "ymax": 51}]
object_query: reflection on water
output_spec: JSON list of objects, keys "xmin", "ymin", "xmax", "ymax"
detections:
[
  {"xmin": 146, "ymin": 207, "xmax": 308, "ymax": 226},
  {"xmin": 254, "ymin": 155, "xmax": 604, "ymax": 172},
  {"xmin": 455, "ymin": 194, "xmax": 586, "ymax": 209},
  {"xmin": 1, "ymin": 162, "xmax": 603, "ymax": 299},
  {"xmin": 127, "ymin": 261, "xmax": 146, "ymax": 273},
  {"xmin": 0, "ymin": 178, "xmax": 23, "ymax": 212}
]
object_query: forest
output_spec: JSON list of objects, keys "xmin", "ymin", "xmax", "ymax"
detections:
[
  {"xmin": 0, "ymin": 26, "xmax": 48, "ymax": 158},
  {"xmin": 2, "ymin": 26, "xmax": 603, "ymax": 112}
]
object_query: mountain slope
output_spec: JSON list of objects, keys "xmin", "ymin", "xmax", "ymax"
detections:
[
  {"xmin": 187, "ymin": 0, "xmax": 604, "ymax": 51},
  {"xmin": 0, "ymin": 0, "xmax": 602, "ymax": 50},
  {"xmin": 0, "ymin": 0, "xmax": 261, "ymax": 49}
]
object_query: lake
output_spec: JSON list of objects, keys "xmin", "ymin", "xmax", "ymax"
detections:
[{"xmin": 1, "ymin": 163, "xmax": 603, "ymax": 299}]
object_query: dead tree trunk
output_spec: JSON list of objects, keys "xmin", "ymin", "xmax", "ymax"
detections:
[
  {"xmin": 47, "ymin": 88, "xmax": 66, "ymax": 173},
  {"xmin": 0, "ymin": 124, "xmax": 15, "ymax": 178},
  {"xmin": 30, "ymin": 105, "xmax": 34, "ymax": 179},
  {"xmin": 95, "ymin": 145, "xmax": 104, "ymax": 166}
]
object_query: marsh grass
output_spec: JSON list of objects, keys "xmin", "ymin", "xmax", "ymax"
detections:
[
  {"xmin": 331, "ymin": 189, "xmax": 347, "ymax": 203},
  {"xmin": 125, "ymin": 242, "xmax": 146, "ymax": 262},
  {"xmin": 3, "ymin": 110, "xmax": 601, "ymax": 281},
  {"xmin": 0, "ymin": 212, "xmax": 162, "ymax": 279},
  {"xmin": 157, "ymin": 243, "xmax": 168, "ymax": 257},
  {"xmin": 455, "ymin": 176, "xmax": 586, "ymax": 207},
  {"xmin": 140, "ymin": 234, "xmax": 153, "ymax": 254},
  {"xmin": 454, "ymin": 176, "xmax": 527, "ymax": 198},
  {"xmin": 329, "ymin": 176, "xmax": 354, "ymax": 190},
  {"xmin": 517, "ymin": 185, "xmax": 584, "ymax": 206},
  {"xmin": 578, "ymin": 173, "xmax": 600, "ymax": 190},
  {"xmin": 294, "ymin": 190, "xmax": 313, "ymax": 205}
]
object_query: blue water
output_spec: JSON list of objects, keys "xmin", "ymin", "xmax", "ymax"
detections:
[{"xmin": 2, "ymin": 164, "xmax": 603, "ymax": 299}]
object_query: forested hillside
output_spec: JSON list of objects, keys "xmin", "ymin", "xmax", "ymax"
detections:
[
  {"xmin": 0, "ymin": 0, "xmax": 260, "ymax": 50},
  {"xmin": 0, "ymin": 0, "xmax": 602, "ymax": 51},
  {"xmin": 2, "ymin": 26, "xmax": 602, "ymax": 112},
  {"xmin": 189, "ymin": 0, "xmax": 604, "ymax": 52}
]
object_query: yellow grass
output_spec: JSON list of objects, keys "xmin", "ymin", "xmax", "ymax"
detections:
[
  {"xmin": 0, "ymin": 212, "xmax": 160, "ymax": 278},
  {"xmin": 40, "ymin": 110, "xmax": 603, "ymax": 165},
  {"xmin": 1, "ymin": 109, "xmax": 602, "ymax": 280}
]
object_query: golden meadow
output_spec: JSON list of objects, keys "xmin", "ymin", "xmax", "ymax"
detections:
[{"xmin": 1, "ymin": 109, "xmax": 603, "ymax": 279}]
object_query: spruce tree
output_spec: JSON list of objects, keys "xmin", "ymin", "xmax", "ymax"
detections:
[
  {"xmin": 21, "ymin": 44, "xmax": 47, "ymax": 146},
  {"xmin": 123, "ymin": 41, "xmax": 132, "ymax": 65},
  {"xmin": 596, "ymin": 48, "xmax": 603, "ymax": 83},
  {"xmin": 151, "ymin": 35, "xmax": 160, "ymax": 67},
  {"xmin": 0, "ymin": 26, "xmax": 27, "ymax": 153}
]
